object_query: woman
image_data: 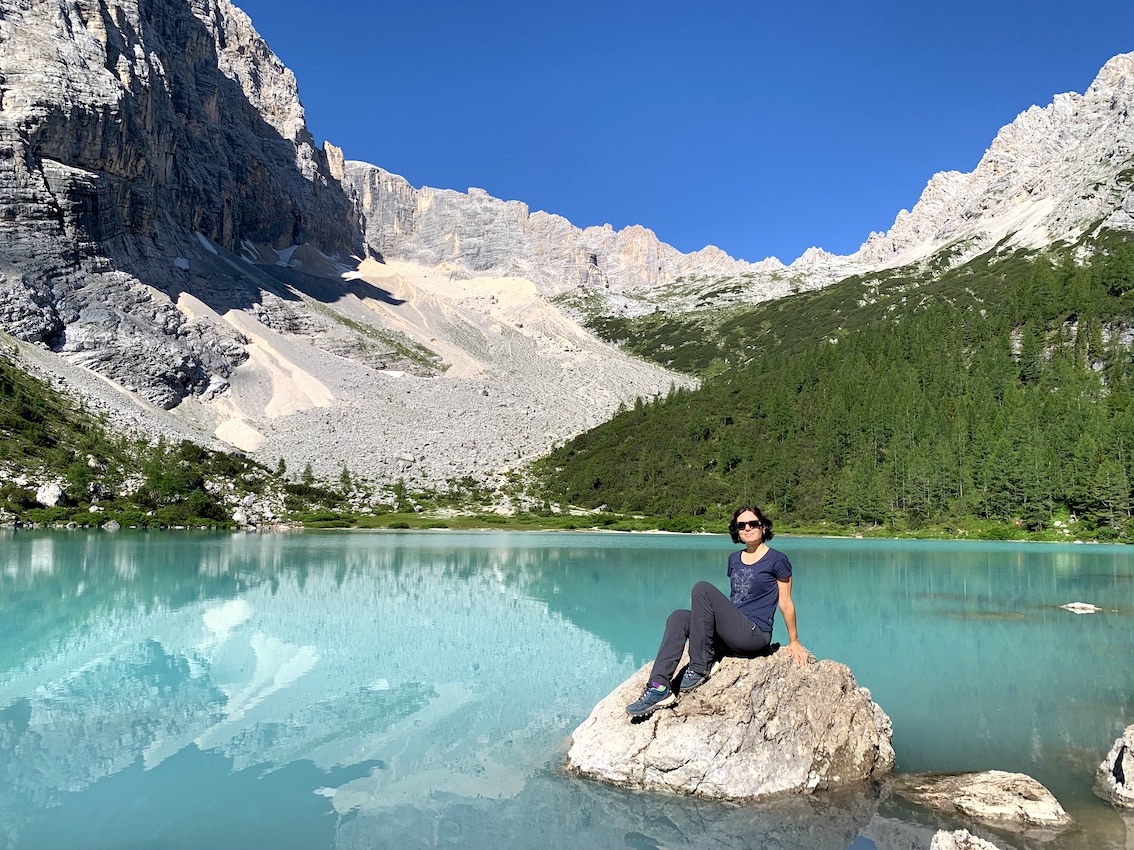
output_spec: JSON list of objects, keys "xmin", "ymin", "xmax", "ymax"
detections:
[{"xmin": 626, "ymin": 505, "xmax": 809, "ymax": 717}]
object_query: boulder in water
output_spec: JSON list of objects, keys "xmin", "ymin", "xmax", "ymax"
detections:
[
  {"xmin": 892, "ymin": 770, "xmax": 1072, "ymax": 830},
  {"xmin": 566, "ymin": 649, "xmax": 894, "ymax": 801},
  {"xmin": 1096, "ymin": 724, "xmax": 1134, "ymax": 809}
]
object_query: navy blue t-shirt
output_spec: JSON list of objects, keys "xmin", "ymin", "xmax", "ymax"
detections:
[{"xmin": 727, "ymin": 547, "xmax": 792, "ymax": 635}]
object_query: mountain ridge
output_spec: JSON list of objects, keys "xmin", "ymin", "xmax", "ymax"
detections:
[
  {"xmin": 1, "ymin": 0, "xmax": 1132, "ymax": 497},
  {"xmin": 347, "ymin": 52, "xmax": 1134, "ymax": 316}
]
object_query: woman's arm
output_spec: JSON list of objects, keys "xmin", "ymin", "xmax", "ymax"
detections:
[{"xmin": 777, "ymin": 576, "xmax": 809, "ymax": 668}]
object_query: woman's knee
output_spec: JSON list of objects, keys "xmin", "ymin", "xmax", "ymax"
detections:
[
  {"xmin": 692, "ymin": 580, "xmax": 718, "ymax": 599},
  {"xmin": 665, "ymin": 608, "xmax": 691, "ymax": 629}
]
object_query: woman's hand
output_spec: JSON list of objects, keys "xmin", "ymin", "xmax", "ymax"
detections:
[{"xmin": 784, "ymin": 640, "xmax": 809, "ymax": 668}]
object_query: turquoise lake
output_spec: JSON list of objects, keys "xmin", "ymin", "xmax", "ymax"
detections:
[{"xmin": 0, "ymin": 530, "xmax": 1131, "ymax": 850}]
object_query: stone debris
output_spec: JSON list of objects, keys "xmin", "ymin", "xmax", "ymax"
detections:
[
  {"xmin": 34, "ymin": 481, "xmax": 65, "ymax": 507},
  {"xmin": 566, "ymin": 649, "xmax": 894, "ymax": 801}
]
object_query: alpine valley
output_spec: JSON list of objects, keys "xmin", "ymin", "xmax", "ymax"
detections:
[{"xmin": 1, "ymin": 0, "xmax": 1132, "ymax": 535}]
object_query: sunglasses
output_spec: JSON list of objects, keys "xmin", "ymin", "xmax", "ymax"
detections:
[{"xmin": 735, "ymin": 520, "xmax": 763, "ymax": 531}]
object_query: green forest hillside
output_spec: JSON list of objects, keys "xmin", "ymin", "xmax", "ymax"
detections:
[{"xmin": 536, "ymin": 236, "xmax": 1134, "ymax": 541}]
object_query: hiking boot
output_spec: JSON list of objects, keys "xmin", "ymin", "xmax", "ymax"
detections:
[
  {"xmin": 626, "ymin": 681, "xmax": 676, "ymax": 717},
  {"xmin": 679, "ymin": 667, "xmax": 709, "ymax": 692},
  {"xmin": 679, "ymin": 659, "xmax": 721, "ymax": 693}
]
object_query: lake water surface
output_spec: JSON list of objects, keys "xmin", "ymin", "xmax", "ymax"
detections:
[{"xmin": 0, "ymin": 530, "xmax": 1131, "ymax": 850}]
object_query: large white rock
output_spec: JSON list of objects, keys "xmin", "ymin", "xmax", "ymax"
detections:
[
  {"xmin": 34, "ymin": 481, "xmax": 64, "ymax": 507},
  {"xmin": 1096, "ymin": 724, "xmax": 1134, "ymax": 808},
  {"xmin": 566, "ymin": 649, "xmax": 894, "ymax": 801}
]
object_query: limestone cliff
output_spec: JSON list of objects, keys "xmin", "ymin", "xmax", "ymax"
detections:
[
  {"xmin": 0, "ymin": 0, "xmax": 691, "ymax": 488},
  {"xmin": 345, "ymin": 163, "xmax": 767, "ymax": 299},
  {"xmin": 0, "ymin": 0, "xmax": 360, "ymax": 407}
]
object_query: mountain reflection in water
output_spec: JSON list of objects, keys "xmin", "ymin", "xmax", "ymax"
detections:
[{"xmin": 0, "ymin": 530, "xmax": 1131, "ymax": 850}]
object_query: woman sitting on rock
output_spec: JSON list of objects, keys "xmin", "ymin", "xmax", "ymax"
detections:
[{"xmin": 626, "ymin": 504, "xmax": 809, "ymax": 717}]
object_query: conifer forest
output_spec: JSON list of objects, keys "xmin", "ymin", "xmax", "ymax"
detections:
[{"xmin": 538, "ymin": 238, "xmax": 1134, "ymax": 540}]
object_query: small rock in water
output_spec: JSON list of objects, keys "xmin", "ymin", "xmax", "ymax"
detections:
[
  {"xmin": 102, "ymin": 520, "xmax": 121, "ymax": 532},
  {"xmin": 1060, "ymin": 602, "xmax": 1101, "ymax": 614},
  {"xmin": 930, "ymin": 829, "xmax": 1004, "ymax": 850},
  {"xmin": 893, "ymin": 770, "xmax": 1073, "ymax": 830}
]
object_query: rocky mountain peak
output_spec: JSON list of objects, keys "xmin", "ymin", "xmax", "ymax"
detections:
[
  {"xmin": 202, "ymin": 0, "xmax": 311, "ymax": 143},
  {"xmin": 0, "ymin": 0, "xmax": 692, "ymax": 487},
  {"xmin": 344, "ymin": 161, "xmax": 760, "ymax": 301},
  {"xmin": 347, "ymin": 52, "xmax": 1134, "ymax": 315},
  {"xmin": 853, "ymin": 51, "xmax": 1134, "ymax": 269}
]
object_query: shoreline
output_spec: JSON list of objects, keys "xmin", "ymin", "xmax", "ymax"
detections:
[{"xmin": 1, "ymin": 522, "xmax": 1123, "ymax": 547}]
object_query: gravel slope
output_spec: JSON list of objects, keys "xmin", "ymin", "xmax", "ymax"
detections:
[{"xmin": 7, "ymin": 257, "xmax": 694, "ymax": 492}]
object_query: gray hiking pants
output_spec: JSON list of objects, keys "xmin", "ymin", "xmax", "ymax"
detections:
[{"xmin": 648, "ymin": 580, "xmax": 772, "ymax": 688}]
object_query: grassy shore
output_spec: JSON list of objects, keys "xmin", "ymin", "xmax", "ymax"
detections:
[
  {"xmin": 7, "ymin": 496, "xmax": 1121, "ymax": 543},
  {"xmin": 295, "ymin": 510, "xmax": 1117, "ymax": 542}
]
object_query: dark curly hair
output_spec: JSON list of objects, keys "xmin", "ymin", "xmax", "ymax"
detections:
[{"xmin": 729, "ymin": 505, "xmax": 774, "ymax": 544}]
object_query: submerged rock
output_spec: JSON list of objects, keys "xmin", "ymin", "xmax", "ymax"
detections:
[
  {"xmin": 1096, "ymin": 724, "xmax": 1134, "ymax": 808},
  {"xmin": 566, "ymin": 649, "xmax": 894, "ymax": 801},
  {"xmin": 892, "ymin": 770, "xmax": 1073, "ymax": 830}
]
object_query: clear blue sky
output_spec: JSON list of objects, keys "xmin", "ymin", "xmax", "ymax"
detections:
[{"xmin": 233, "ymin": 0, "xmax": 1130, "ymax": 264}]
